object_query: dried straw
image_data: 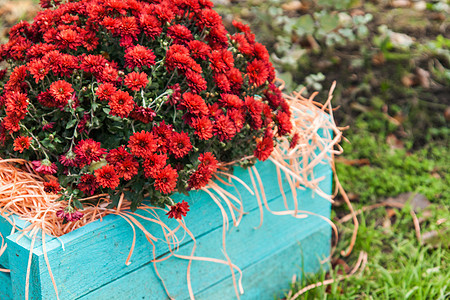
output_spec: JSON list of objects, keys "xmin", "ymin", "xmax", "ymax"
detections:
[{"xmin": 0, "ymin": 82, "xmax": 353, "ymax": 300}]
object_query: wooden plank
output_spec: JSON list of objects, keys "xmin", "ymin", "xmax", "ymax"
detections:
[
  {"xmin": 0, "ymin": 271, "xmax": 13, "ymax": 300},
  {"xmin": 196, "ymin": 226, "xmax": 331, "ymax": 299},
  {"xmin": 6, "ymin": 161, "xmax": 332, "ymax": 300},
  {"xmin": 76, "ymin": 172, "xmax": 332, "ymax": 299},
  {"xmin": 0, "ymin": 214, "xmax": 30, "ymax": 267},
  {"xmin": 77, "ymin": 209, "xmax": 331, "ymax": 300}
]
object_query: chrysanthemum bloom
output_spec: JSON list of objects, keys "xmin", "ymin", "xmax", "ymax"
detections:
[
  {"xmin": 179, "ymin": 92, "xmax": 209, "ymax": 116},
  {"xmin": 74, "ymin": 139, "xmax": 106, "ymax": 166},
  {"xmin": 289, "ymin": 132, "xmax": 300, "ymax": 149},
  {"xmin": 124, "ymin": 72, "xmax": 148, "ymax": 91},
  {"xmin": 128, "ymin": 130, "xmax": 157, "ymax": 158},
  {"xmin": 166, "ymin": 200, "xmax": 190, "ymax": 219},
  {"xmin": 57, "ymin": 208, "xmax": 84, "ymax": 222},
  {"xmin": 27, "ymin": 59, "xmax": 49, "ymax": 83},
  {"xmin": 49, "ymin": 80, "xmax": 74, "ymax": 107},
  {"xmin": 187, "ymin": 152, "xmax": 219, "ymax": 190},
  {"xmin": 42, "ymin": 122, "xmax": 55, "ymax": 131},
  {"xmin": 129, "ymin": 105, "xmax": 156, "ymax": 124},
  {"xmin": 95, "ymin": 164, "xmax": 120, "ymax": 190},
  {"xmin": 117, "ymin": 157, "xmax": 139, "ymax": 181},
  {"xmin": 143, "ymin": 153, "xmax": 167, "ymax": 178},
  {"xmin": 154, "ymin": 165, "xmax": 178, "ymax": 194},
  {"xmin": 199, "ymin": 152, "xmax": 218, "ymax": 173},
  {"xmin": 213, "ymin": 114, "xmax": 236, "ymax": 141},
  {"xmin": 13, "ymin": 136, "xmax": 32, "ymax": 153},
  {"xmin": 43, "ymin": 180, "xmax": 61, "ymax": 194},
  {"xmin": 169, "ymin": 131, "xmax": 192, "ymax": 159},
  {"xmin": 191, "ymin": 117, "xmax": 213, "ymax": 140},
  {"xmin": 59, "ymin": 151, "xmax": 77, "ymax": 167},
  {"xmin": 77, "ymin": 174, "xmax": 99, "ymax": 196},
  {"xmin": 124, "ymin": 44, "xmax": 156, "ymax": 69},
  {"xmin": 276, "ymin": 111, "xmax": 293, "ymax": 136},
  {"xmin": 254, "ymin": 136, "xmax": 274, "ymax": 161},
  {"xmin": 152, "ymin": 121, "xmax": 173, "ymax": 153},
  {"xmin": 106, "ymin": 146, "xmax": 132, "ymax": 165},
  {"xmin": 109, "ymin": 90, "xmax": 134, "ymax": 118},
  {"xmin": 96, "ymin": 83, "xmax": 117, "ymax": 101},
  {"xmin": 31, "ymin": 159, "xmax": 58, "ymax": 175},
  {"xmin": 5, "ymin": 92, "xmax": 29, "ymax": 114},
  {"xmin": 246, "ymin": 59, "xmax": 269, "ymax": 87}
]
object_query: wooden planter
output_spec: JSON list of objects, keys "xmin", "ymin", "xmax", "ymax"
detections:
[{"xmin": 0, "ymin": 155, "xmax": 332, "ymax": 299}]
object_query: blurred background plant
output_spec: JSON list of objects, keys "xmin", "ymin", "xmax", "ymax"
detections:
[{"xmin": 0, "ymin": 0, "xmax": 449, "ymax": 298}]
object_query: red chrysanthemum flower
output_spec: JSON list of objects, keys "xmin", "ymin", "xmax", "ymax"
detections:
[
  {"xmin": 199, "ymin": 152, "xmax": 219, "ymax": 173},
  {"xmin": 168, "ymin": 24, "xmax": 193, "ymax": 45},
  {"xmin": 74, "ymin": 139, "xmax": 106, "ymax": 166},
  {"xmin": 100, "ymin": 65, "xmax": 119, "ymax": 83},
  {"xmin": 169, "ymin": 131, "xmax": 192, "ymax": 159},
  {"xmin": 44, "ymin": 180, "xmax": 61, "ymax": 194},
  {"xmin": 143, "ymin": 153, "xmax": 167, "ymax": 178},
  {"xmin": 187, "ymin": 167, "xmax": 211, "ymax": 190},
  {"xmin": 220, "ymin": 94, "xmax": 243, "ymax": 109},
  {"xmin": 254, "ymin": 136, "xmax": 274, "ymax": 161},
  {"xmin": 96, "ymin": 83, "xmax": 117, "ymax": 101},
  {"xmin": 124, "ymin": 72, "xmax": 148, "ymax": 91},
  {"xmin": 13, "ymin": 136, "xmax": 32, "ymax": 153},
  {"xmin": 31, "ymin": 159, "xmax": 58, "ymax": 175},
  {"xmin": 117, "ymin": 157, "xmax": 139, "ymax": 181},
  {"xmin": 42, "ymin": 122, "xmax": 55, "ymax": 131},
  {"xmin": 213, "ymin": 114, "xmax": 236, "ymax": 141},
  {"xmin": 289, "ymin": 132, "xmax": 300, "ymax": 149},
  {"xmin": 124, "ymin": 44, "xmax": 156, "ymax": 69},
  {"xmin": 188, "ymin": 40, "xmax": 211, "ymax": 60},
  {"xmin": 166, "ymin": 200, "xmax": 190, "ymax": 219},
  {"xmin": 49, "ymin": 80, "xmax": 73, "ymax": 107},
  {"xmin": 80, "ymin": 54, "xmax": 107, "ymax": 76},
  {"xmin": 228, "ymin": 108, "xmax": 245, "ymax": 133},
  {"xmin": 246, "ymin": 59, "xmax": 270, "ymax": 87},
  {"xmin": 129, "ymin": 105, "xmax": 156, "ymax": 124},
  {"xmin": 128, "ymin": 130, "xmax": 157, "ymax": 158},
  {"xmin": 106, "ymin": 146, "xmax": 132, "ymax": 165},
  {"xmin": 154, "ymin": 165, "xmax": 178, "ymax": 194},
  {"xmin": 245, "ymin": 96, "xmax": 264, "ymax": 129},
  {"xmin": 77, "ymin": 174, "xmax": 99, "ymax": 196},
  {"xmin": 59, "ymin": 151, "xmax": 77, "ymax": 167},
  {"xmin": 27, "ymin": 59, "xmax": 49, "ymax": 83},
  {"xmin": 276, "ymin": 111, "xmax": 293, "ymax": 136},
  {"xmin": 95, "ymin": 164, "xmax": 120, "ymax": 190},
  {"xmin": 109, "ymin": 90, "xmax": 134, "ymax": 118},
  {"xmin": 178, "ymin": 92, "xmax": 209, "ymax": 116},
  {"xmin": 5, "ymin": 92, "xmax": 29, "ymax": 114},
  {"xmin": 152, "ymin": 121, "xmax": 173, "ymax": 153},
  {"xmin": 191, "ymin": 116, "xmax": 213, "ymax": 140}
]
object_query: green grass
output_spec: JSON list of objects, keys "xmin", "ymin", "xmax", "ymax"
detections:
[{"xmin": 282, "ymin": 206, "xmax": 450, "ymax": 299}]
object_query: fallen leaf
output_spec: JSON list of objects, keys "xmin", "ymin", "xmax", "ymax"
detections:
[
  {"xmin": 401, "ymin": 74, "xmax": 415, "ymax": 87},
  {"xmin": 336, "ymin": 157, "xmax": 371, "ymax": 166},
  {"xmin": 415, "ymin": 68, "xmax": 430, "ymax": 88},
  {"xmin": 281, "ymin": 0, "xmax": 303, "ymax": 12},
  {"xmin": 390, "ymin": 0, "xmax": 411, "ymax": 8}
]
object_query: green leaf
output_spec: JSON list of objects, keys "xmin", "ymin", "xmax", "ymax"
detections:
[
  {"xmin": 319, "ymin": 14, "xmax": 340, "ymax": 33},
  {"xmin": 66, "ymin": 119, "xmax": 77, "ymax": 129},
  {"xmin": 294, "ymin": 15, "xmax": 315, "ymax": 36},
  {"xmin": 73, "ymin": 199, "xmax": 84, "ymax": 210}
]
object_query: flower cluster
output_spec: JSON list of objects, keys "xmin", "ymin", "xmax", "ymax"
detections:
[{"xmin": 0, "ymin": 0, "xmax": 296, "ymax": 219}]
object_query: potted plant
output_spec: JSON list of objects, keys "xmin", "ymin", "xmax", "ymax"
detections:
[{"xmin": 0, "ymin": 0, "xmax": 340, "ymax": 299}]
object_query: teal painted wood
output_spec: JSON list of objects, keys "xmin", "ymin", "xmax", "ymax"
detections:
[
  {"xmin": 77, "ymin": 182, "xmax": 332, "ymax": 300},
  {"xmin": 0, "ymin": 271, "xmax": 13, "ymax": 300},
  {"xmin": 0, "ymin": 214, "xmax": 30, "ymax": 267},
  {"xmin": 1, "ymin": 123, "xmax": 333, "ymax": 299},
  {"xmin": 3, "ymin": 159, "xmax": 331, "ymax": 300}
]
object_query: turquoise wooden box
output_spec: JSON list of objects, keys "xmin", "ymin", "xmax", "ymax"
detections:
[{"xmin": 0, "ymin": 156, "xmax": 332, "ymax": 299}]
